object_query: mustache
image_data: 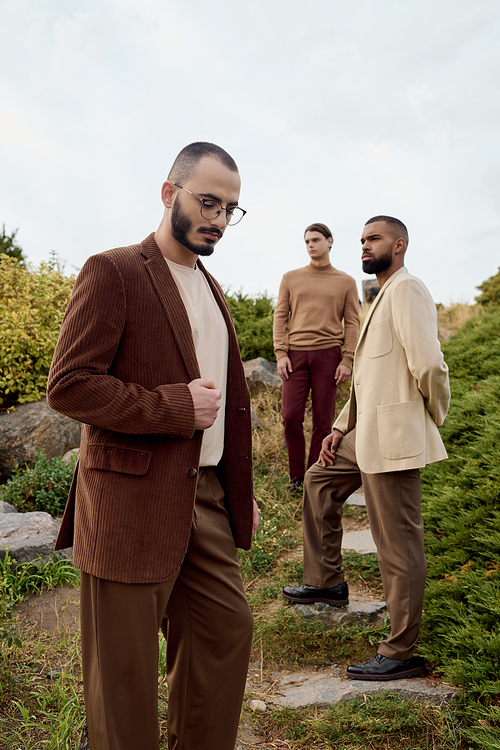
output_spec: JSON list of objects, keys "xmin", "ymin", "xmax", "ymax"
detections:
[{"xmin": 198, "ymin": 226, "xmax": 223, "ymax": 239}]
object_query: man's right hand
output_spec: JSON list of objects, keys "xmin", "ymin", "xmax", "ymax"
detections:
[
  {"xmin": 187, "ymin": 378, "xmax": 221, "ymax": 430},
  {"xmin": 318, "ymin": 429, "xmax": 344, "ymax": 467},
  {"xmin": 277, "ymin": 356, "xmax": 292, "ymax": 381}
]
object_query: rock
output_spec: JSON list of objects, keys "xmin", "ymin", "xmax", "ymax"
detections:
[
  {"xmin": 0, "ymin": 398, "xmax": 81, "ymax": 481},
  {"xmin": 276, "ymin": 672, "xmax": 458, "ymax": 708},
  {"xmin": 342, "ymin": 528, "xmax": 377, "ymax": 554},
  {"xmin": 0, "ymin": 510, "xmax": 72, "ymax": 564},
  {"xmin": 346, "ymin": 490, "xmax": 366, "ymax": 506},
  {"xmin": 243, "ymin": 357, "xmax": 281, "ymax": 395},
  {"xmin": 0, "ymin": 500, "xmax": 18, "ymax": 514},
  {"xmin": 250, "ymin": 407, "xmax": 261, "ymax": 429},
  {"xmin": 249, "ymin": 699, "xmax": 267, "ymax": 712},
  {"xmin": 291, "ymin": 595, "xmax": 386, "ymax": 628},
  {"xmin": 363, "ymin": 278, "xmax": 380, "ymax": 304},
  {"xmin": 62, "ymin": 448, "xmax": 80, "ymax": 464}
]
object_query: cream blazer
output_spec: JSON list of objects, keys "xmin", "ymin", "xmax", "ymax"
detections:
[{"xmin": 334, "ymin": 267, "xmax": 450, "ymax": 474}]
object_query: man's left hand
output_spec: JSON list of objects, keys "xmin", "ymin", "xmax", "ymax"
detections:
[
  {"xmin": 335, "ymin": 364, "xmax": 351, "ymax": 385},
  {"xmin": 252, "ymin": 498, "xmax": 260, "ymax": 535}
]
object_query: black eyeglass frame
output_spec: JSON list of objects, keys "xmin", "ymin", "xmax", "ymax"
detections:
[{"xmin": 173, "ymin": 183, "xmax": 247, "ymax": 226}]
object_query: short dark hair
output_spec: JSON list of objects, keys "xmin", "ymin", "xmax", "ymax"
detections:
[
  {"xmin": 365, "ymin": 215, "xmax": 409, "ymax": 248},
  {"xmin": 168, "ymin": 142, "xmax": 238, "ymax": 184},
  {"xmin": 304, "ymin": 223, "xmax": 333, "ymax": 241}
]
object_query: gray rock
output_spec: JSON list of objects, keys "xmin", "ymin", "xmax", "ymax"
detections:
[
  {"xmin": 292, "ymin": 595, "xmax": 386, "ymax": 628},
  {"xmin": 243, "ymin": 357, "xmax": 282, "ymax": 395},
  {"xmin": 346, "ymin": 490, "xmax": 366, "ymax": 506},
  {"xmin": 250, "ymin": 407, "xmax": 261, "ymax": 429},
  {"xmin": 342, "ymin": 528, "xmax": 377, "ymax": 554},
  {"xmin": 276, "ymin": 672, "xmax": 458, "ymax": 708},
  {"xmin": 0, "ymin": 398, "xmax": 81, "ymax": 481},
  {"xmin": 0, "ymin": 500, "xmax": 18, "ymax": 514},
  {"xmin": 62, "ymin": 448, "xmax": 80, "ymax": 464},
  {"xmin": 0, "ymin": 510, "xmax": 72, "ymax": 564}
]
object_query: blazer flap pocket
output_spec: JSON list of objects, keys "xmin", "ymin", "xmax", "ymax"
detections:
[
  {"xmin": 86, "ymin": 445, "xmax": 151, "ymax": 475},
  {"xmin": 365, "ymin": 318, "xmax": 393, "ymax": 358},
  {"xmin": 377, "ymin": 401, "xmax": 424, "ymax": 460}
]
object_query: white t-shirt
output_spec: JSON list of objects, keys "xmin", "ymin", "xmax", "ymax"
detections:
[{"xmin": 165, "ymin": 258, "xmax": 229, "ymax": 466}]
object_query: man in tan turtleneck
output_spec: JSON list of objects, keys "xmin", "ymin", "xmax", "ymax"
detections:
[{"xmin": 273, "ymin": 223, "xmax": 359, "ymax": 491}]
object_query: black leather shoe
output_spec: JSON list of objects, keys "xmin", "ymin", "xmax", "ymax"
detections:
[
  {"xmin": 346, "ymin": 653, "xmax": 427, "ymax": 681},
  {"xmin": 281, "ymin": 582, "xmax": 349, "ymax": 606},
  {"xmin": 288, "ymin": 479, "xmax": 303, "ymax": 495}
]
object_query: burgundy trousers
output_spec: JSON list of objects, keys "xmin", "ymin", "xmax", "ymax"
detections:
[
  {"xmin": 80, "ymin": 468, "xmax": 253, "ymax": 750},
  {"xmin": 281, "ymin": 347, "xmax": 342, "ymax": 482}
]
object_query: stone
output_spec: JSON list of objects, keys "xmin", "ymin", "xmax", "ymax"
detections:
[
  {"xmin": 0, "ymin": 398, "xmax": 81, "ymax": 481},
  {"xmin": 0, "ymin": 510, "xmax": 72, "ymax": 564},
  {"xmin": 243, "ymin": 357, "xmax": 282, "ymax": 395},
  {"xmin": 62, "ymin": 448, "xmax": 80, "ymax": 464},
  {"xmin": 291, "ymin": 595, "xmax": 386, "ymax": 628},
  {"xmin": 249, "ymin": 699, "xmax": 267, "ymax": 712},
  {"xmin": 342, "ymin": 528, "xmax": 377, "ymax": 554},
  {"xmin": 346, "ymin": 490, "xmax": 366, "ymax": 506},
  {"xmin": 363, "ymin": 278, "xmax": 380, "ymax": 304},
  {"xmin": 276, "ymin": 672, "xmax": 458, "ymax": 708},
  {"xmin": 0, "ymin": 500, "xmax": 18, "ymax": 514},
  {"xmin": 250, "ymin": 407, "xmax": 261, "ymax": 429}
]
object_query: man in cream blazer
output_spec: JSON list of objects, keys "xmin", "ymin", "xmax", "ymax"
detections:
[{"xmin": 283, "ymin": 216, "xmax": 450, "ymax": 681}]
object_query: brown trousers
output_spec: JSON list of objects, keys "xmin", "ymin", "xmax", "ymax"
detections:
[
  {"xmin": 80, "ymin": 468, "xmax": 253, "ymax": 750},
  {"xmin": 302, "ymin": 429, "xmax": 426, "ymax": 660}
]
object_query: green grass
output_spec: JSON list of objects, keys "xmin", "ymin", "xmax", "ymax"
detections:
[{"xmin": 255, "ymin": 693, "xmax": 461, "ymax": 749}]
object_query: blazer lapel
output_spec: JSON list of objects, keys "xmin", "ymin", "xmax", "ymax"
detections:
[
  {"xmin": 357, "ymin": 267, "xmax": 408, "ymax": 348},
  {"xmin": 140, "ymin": 234, "xmax": 200, "ymax": 381}
]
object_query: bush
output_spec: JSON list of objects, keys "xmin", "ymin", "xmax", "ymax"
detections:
[
  {"xmin": 420, "ymin": 307, "xmax": 500, "ymax": 748},
  {"xmin": 475, "ymin": 267, "xmax": 500, "ymax": 306},
  {"xmin": 225, "ymin": 290, "xmax": 275, "ymax": 361},
  {"xmin": 1, "ymin": 452, "xmax": 76, "ymax": 516},
  {"xmin": 0, "ymin": 254, "xmax": 75, "ymax": 406}
]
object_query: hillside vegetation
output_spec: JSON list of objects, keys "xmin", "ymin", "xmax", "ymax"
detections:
[{"xmin": 420, "ymin": 306, "xmax": 500, "ymax": 748}]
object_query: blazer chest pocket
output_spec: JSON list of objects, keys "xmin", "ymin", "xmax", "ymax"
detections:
[
  {"xmin": 365, "ymin": 318, "xmax": 393, "ymax": 358},
  {"xmin": 377, "ymin": 402, "xmax": 424, "ymax": 460},
  {"xmin": 86, "ymin": 445, "xmax": 151, "ymax": 475}
]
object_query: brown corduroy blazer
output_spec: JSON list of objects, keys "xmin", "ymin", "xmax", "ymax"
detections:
[{"xmin": 47, "ymin": 233, "xmax": 254, "ymax": 584}]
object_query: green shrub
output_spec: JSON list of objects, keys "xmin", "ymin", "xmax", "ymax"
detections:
[
  {"xmin": 420, "ymin": 307, "xmax": 500, "ymax": 748},
  {"xmin": 0, "ymin": 254, "xmax": 74, "ymax": 406},
  {"xmin": 475, "ymin": 267, "xmax": 500, "ymax": 307},
  {"xmin": 1, "ymin": 452, "xmax": 75, "ymax": 516},
  {"xmin": 225, "ymin": 290, "xmax": 275, "ymax": 361}
]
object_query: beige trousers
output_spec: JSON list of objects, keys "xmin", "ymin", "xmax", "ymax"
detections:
[
  {"xmin": 302, "ymin": 429, "xmax": 426, "ymax": 660},
  {"xmin": 80, "ymin": 468, "xmax": 253, "ymax": 750}
]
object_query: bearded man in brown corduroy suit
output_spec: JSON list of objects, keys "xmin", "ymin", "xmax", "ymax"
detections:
[{"xmin": 47, "ymin": 142, "xmax": 259, "ymax": 750}]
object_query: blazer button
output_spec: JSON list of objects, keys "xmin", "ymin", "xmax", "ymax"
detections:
[{"xmin": 188, "ymin": 468, "xmax": 198, "ymax": 478}]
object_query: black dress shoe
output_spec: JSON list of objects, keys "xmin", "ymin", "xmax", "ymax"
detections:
[
  {"xmin": 346, "ymin": 653, "xmax": 427, "ymax": 681},
  {"xmin": 281, "ymin": 582, "xmax": 349, "ymax": 606},
  {"xmin": 287, "ymin": 479, "xmax": 303, "ymax": 495}
]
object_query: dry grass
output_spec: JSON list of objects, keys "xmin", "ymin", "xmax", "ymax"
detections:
[{"xmin": 437, "ymin": 302, "xmax": 480, "ymax": 342}]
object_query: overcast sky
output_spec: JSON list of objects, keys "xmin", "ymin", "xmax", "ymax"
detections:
[{"xmin": 1, "ymin": 0, "xmax": 499, "ymax": 305}]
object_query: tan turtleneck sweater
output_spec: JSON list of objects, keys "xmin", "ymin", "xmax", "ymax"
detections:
[{"xmin": 273, "ymin": 263, "xmax": 359, "ymax": 367}]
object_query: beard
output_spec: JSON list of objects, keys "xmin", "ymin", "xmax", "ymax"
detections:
[
  {"xmin": 170, "ymin": 199, "xmax": 219, "ymax": 257},
  {"xmin": 362, "ymin": 249, "xmax": 393, "ymax": 275}
]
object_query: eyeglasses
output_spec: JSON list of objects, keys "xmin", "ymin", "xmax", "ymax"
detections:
[{"xmin": 174, "ymin": 184, "xmax": 247, "ymax": 226}]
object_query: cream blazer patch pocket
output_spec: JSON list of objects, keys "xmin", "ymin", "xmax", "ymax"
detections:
[
  {"xmin": 377, "ymin": 401, "xmax": 424, "ymax": 460},
  {"xmin": 365, "ymin": 318, "xmax": 393, "ymax": 358}
]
